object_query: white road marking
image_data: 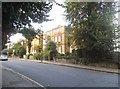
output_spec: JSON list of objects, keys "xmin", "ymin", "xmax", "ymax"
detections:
[{"xmin": 2, "ymin": 66, "xmax": 46, "ymax": 89}]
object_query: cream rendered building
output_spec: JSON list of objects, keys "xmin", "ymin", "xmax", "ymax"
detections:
[
  {"xmin": 29, "ymin": 25, "xmax": 70, "ymax": 55},
  {"xmin": 45, "ymin": 25, "xmax": 70, "ymax": 54}
]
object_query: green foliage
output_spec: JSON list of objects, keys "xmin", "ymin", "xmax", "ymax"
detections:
[
  {"xmin": 65, "ymin": 26, "xmax": 73, "ymax": 48},
  {"xmin": 34, "ymin": 44, "xmax": 42, "ymax": 53},
  {"xmin": 2, "ymin": 2, "xmax": 53, "ymax": 49},
  {"xmin": 12, "ymin": 42, "xmax": 21, "ymax": 56},
  {"xmin": 112, "ymin": 52, "xmax": 120, "ymax": 63},
  {"xmin": 19, "ymin": 26, "xmax": 37, "ymax": 58},
  {"xmin": 57, "ymin": 53, "xmax": 72, "ymax": 59},
  {"xmin": 43, "ymin": 51, "xmax": 49, "ymax": 60},
  {"xmin": 45, "ymin": 41, "xmax": 57, "ymax": 51},
  {"xmin": 44, "ymin": 40, "xmax": 58, "ymax": 60},
  {"xmin": 65, "ymin": 2, "xmax": 117, "ymax": 62},
  {"xmin": 8, "ymin": 48, "xmax": 13, "ymax": 56},
  {"xmin": 36, "ymin": 29, "xmax": 44, "ymax": 52},
  {"xmin": 34, "ymin": 52, "xmax": 43, "ymax": 60},
  {"xmin": 57, "ymin": 53, "xmax": 64, "ymax": 59},
  {"xmin": 12, "ymin": 42, "xmax": 26, "ymax": 58},
  {"xmin": 19, "ymin": 26, "xmax": 37, "ymax": 41},
  {"xmin": 18, "ymin": 47, "xmax": 26, "ymax": 58}
]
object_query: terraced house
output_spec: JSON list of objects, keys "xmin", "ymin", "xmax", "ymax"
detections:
[
  {"xmin": 45, "ymin": 25, "xmax": 70, "ymax": 54},
  {"xmin": 30, "ymin": 33, "xmax": 43, "ymax": 55},
  {"xmin": 29, "ymin": 25, "xmax": 70, "ymax": 55}
]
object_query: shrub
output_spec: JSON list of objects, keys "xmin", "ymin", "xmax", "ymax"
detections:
[
  {"xmin": 18, "ymin": 47, "xmax": 26, "ymax": 58},
  {"xmin": 26, "ymin": 53, "xmax": 33, "ymax": 59},
  {"xmin": 8, "ymin": 49, "xmax": 13, "ymax": 56},
  {"xmin": 34, "ymin": 53, "xmax": 41, "ymax": 60},
  {"xmin": 34, "ymin": 52, "xmax": 44, "ymax": 60},
  {"xmin": 43, "ymin": 54, "xmax": 48, "ymax": 60},
  {"xmin": 44, "ymin": 40, "xmax": 58, "ymax": 60},
  {"xmin": 57, "ymin": 53, "xmax": 64, "ymax": 59},
  {"xmin": 57, "ymin": 53, "xmax": 72, "ymax": 59}
]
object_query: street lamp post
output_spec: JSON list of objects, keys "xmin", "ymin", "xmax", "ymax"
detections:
[
  {"xmin": 37, "ymin": 30, "xmax": 43, "ymax": 52},
  {"xmin": 36, "ymin": 26, "xmax": 44, "ymax": 62}
]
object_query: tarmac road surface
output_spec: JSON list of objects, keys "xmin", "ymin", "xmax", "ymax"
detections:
[{"xmin": 1, "ymin": 59, "xmax": 118, "ymax": 87}]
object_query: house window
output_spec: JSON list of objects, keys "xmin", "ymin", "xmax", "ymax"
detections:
[
  {"xmin": 55, "ymin": 36, "xmax": 57, "ymax": 42},
  {"xmin": 58, "ymin": 36, "xmax": 61, "ymax": 42}
]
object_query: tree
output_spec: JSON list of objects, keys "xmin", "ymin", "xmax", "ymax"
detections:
[
  {"xmin": 2, "ymin": 2, "xmax": 53, "ymax": 49},
  {"xmin": 44, "ymin": 40, "xmax": 57, "ymax": 60},
  {"xmin": 19, "ymin": 26, "xmax": 37, "ymax": 59},
  {"xmin": 34, "ymin": 44, "xmax": 42, "ymax": 53},
  {"xmin": 12, "ymin": 42, "xmax": 26, "ymax": 58},
  {"xmin": 8, "ymin": 48, "xmax": 13, "ymax": 57},
  {"xmin": 12, "ymin": 42, "xmax": 21, "ymax": 56},
  {"xmin": 36, "ymin": 28, "xmax": 44, "ymax": 52},
  {"xmin": 18, "ymin": 46, "xmax": 26, "ymax": 58},
  {"xmin": 65, "ymin": 2, "xmax": 117, "ymax": 62},
  {"xmin": 65, "ymin": 25, "xmax": 73, "ymax": 52}
]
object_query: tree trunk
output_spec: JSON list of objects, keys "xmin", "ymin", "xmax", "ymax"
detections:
[
  {"xmin": 28, "ymin": 40, "xmax": 31, "ymax": 59},
  {"xmin": 2, "ymin": 32, "xmax": 7, "ymax": 49}
]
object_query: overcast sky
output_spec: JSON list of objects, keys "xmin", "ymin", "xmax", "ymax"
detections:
[
  {"xmin": 10, "ymin": 1, "xmax": 119, "ymax": 43},
  {"xmin": 32, "ymin": 2, "xmax": 68, "ymax": 32}
]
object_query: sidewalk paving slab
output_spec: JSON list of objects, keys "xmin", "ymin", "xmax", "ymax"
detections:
[
  {"xmin": 42, "ymin": 61, "xmax": 119, "ymax": 74},
  {"xmin": 2, "ymin": 66, "xmax": 42, "ymax": 87}
]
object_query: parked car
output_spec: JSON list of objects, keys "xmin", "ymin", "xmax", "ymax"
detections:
[
  {"xmin": 0, "ymin": 54, "xmax": 8, "ymax": 61},
  {"xmin": 0, "ymin": 49, "xmax": 8, "ymax": 61}
]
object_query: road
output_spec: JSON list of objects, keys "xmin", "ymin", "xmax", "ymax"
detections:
[{"xmin": 1, "ymin": 59, "xmax": 118, "ymax": 87}]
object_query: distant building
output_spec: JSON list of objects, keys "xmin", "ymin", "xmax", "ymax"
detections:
[
  {"xmin": 45, "ymin": 25, "xmax": 70, "ymax": 54},
  {"xmin": 30, "ymin": 37, "xmax": 39, "ymax": 54},
  {"xmin": 26, "ymin": 25, "xmax": 71, "ymax": 55},
  {"xmin": 30, "ymin": 35, "xmax": 43, "ymax": 54}
]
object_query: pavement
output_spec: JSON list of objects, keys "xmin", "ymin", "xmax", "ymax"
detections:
[
  {"xmin": 2, "ymin": 66, "xmax": 44, "ymax": 88},
  {"xmin": 11, "ymin": 58, "xmax": 119, "ymax": 74},
  {"xmin": 43, "ymin": 60, "xmax": 119, "ymax": 74}
]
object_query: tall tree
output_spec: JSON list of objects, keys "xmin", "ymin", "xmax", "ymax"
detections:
[
  {"xmin": 44, "ymin": 40, "xmax": 57, "ymax": 60},
  {"xmin": 65, "ymin": 25, "xmax": 73, "ymax": 52},
  {"xmin": 65, "ymin": 2, "xmax": 117, "ymax": 61},
  {"xmin": 12, "ymin": 42, "xmax": 22, "ymax": 56},
  {"xmin": 36, "ymin": 28, "xmax": 44, "ymax": 52},
  {"xmin": 2, "ymin": 2, "xmax": 53, "ymax": 49},
  {"xmin": 12, "ymin": 42, "xmax": 26, "ymax": 58},
  {"xmin": 19, "ymin": 26, "xmax": 37, "ymax": 59}
]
